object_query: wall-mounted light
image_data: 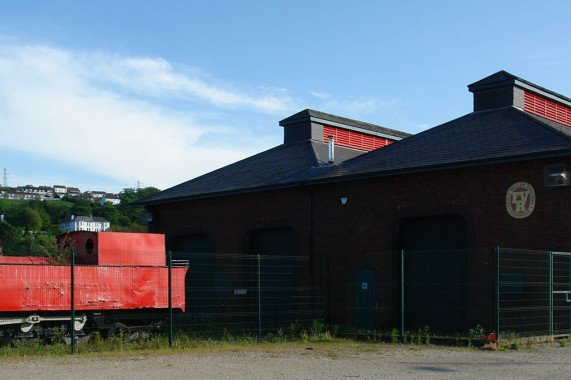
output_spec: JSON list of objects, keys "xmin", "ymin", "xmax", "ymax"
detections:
[
  {"xmin": 341, "ymin": 197, "xmax": 348, "ymax": 205},
  {"xmin": 544, "ymin": 164, "xmax": 570, "ymax": 187}
]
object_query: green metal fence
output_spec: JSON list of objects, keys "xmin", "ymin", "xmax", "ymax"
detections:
[
  {"xmin": 497, "ymin": 248, "xmax": 571, "ymax": 337},
  {"xmin": 171, "ymin": 252, "xmax": 323, "ymax": 338},
  {"xmin": 346, "ymin": 249, "xmax": 495, "ymax": 336},
  {"xmin": 347, "ymin": 248, "xmax": 571, "ymax": 338},
  {"xmin": 3, "ymin": 244, "xmax": 569, "ymax": 343}
]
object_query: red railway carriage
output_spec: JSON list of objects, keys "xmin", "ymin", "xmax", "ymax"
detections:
[{"xmin": 0, "ymin": 232, "xmax": 187, "ymax": 341}]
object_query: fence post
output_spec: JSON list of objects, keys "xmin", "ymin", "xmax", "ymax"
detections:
[
  {"xmin": 257, "ymin": 254, "xmax": 261, "ymax": 342},
  {"xmin": 549, "ymin": 251, "xmax": 553, "ymax": 336},
  {"xmin": 70, "ymin": 247, "xmax": 75, "ymax": 355},
  {"xmin": 400, "ymin": 249, "xmax": 404, "ymax": 337},
  {"xmin": 495, "ymin": 247, "xmax": 500, "ymax": 339},
  {"xmin": 168, "ymin": 250, "xmax": 173, "ymax": 347}
]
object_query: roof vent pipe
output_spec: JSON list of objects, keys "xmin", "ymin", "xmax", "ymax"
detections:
[{"xmin": 328, "ymin": 135, "xmax": 335, "ymax": 164}]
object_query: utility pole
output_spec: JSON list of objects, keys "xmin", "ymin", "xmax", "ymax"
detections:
[{"xmin": 1, "ymin": 168, "xmax": 7, "ymax": 188}]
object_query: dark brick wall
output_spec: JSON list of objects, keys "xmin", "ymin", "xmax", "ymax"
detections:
[{"xmin": 148, "ymin": 156, "xmax": 571, "ymax": 330}]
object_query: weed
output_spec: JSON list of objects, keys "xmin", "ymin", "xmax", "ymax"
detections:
[
  {"xmin": 288, "ymin": 321, "xmax": 300, "ymax": 337},
  {"xmin": 509, "ymin": 341, "xmax": 521, "ymax": 350},
  {"xmin": 468, "ymin": 324, "xmax": 485, "ymax": 340},
  {"xmin": 421, "ymin": 326, "xmax": 431, "ymax": 345},
  {"xmin": 498, "ymin": 330, "xmax": 519, "ymax": 340},
  {"xmin": 467, "ymin": 324, "xmax": 486, "ymax": 347},
  {"xmin": 403, "ymin": 330, "xmax": 410, "ymax": 344},
  {"xmin": 390, "ymin": 328, "xmax": 399, "ymax": 344}
]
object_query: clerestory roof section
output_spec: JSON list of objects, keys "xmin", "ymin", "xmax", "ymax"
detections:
[
  {"xmin": 311, "ymin": 107, "xmax": 571, "ymax": 181},
  {"xmin": 280, "ymin": 109, "xmax": 411, "ymax": 140},
  {"xmin": 468, "ymin": 70, "xmax": 571, "ymax": 106}
]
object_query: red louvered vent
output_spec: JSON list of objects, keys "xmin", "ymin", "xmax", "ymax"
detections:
[
  {"xmin": 524, "ymin": 91, "xmax": 571, "ymax": 127},
  {"xmin": 323, "ymin": 125, "xmax": 394, "ymax": 151}
]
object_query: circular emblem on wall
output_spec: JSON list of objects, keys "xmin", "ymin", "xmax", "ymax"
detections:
[{"xmin": 506, "ymin": 182, "xmax": 535, "ymax": 219}]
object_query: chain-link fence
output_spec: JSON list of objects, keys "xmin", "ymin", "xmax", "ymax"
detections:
[
  {"xmin": 340, "ymin": 247, "xmax": 571, "ymax": 339},
  {"xmin": 171, "ymin": 252, "xmax": 322, "ymax": 337},
  {"xmin": 497, "ymin": 248, "xmax": 571, "ymax": 337},
  {"xmin": 338, "ymin": 249, "xmax": 495, "ymax": 337}
]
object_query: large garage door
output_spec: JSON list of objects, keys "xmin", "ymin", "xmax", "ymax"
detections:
[
  {"xmin": 248, "ymin": 228, "xmax": 298, "ymax": 327},
  {"xmin": 400, "ymin": 215, "xmax": 467, "ymax": 333},
  {"xmin": 171, "ymin": 235, "xmax": 214, "ymax": 315}
]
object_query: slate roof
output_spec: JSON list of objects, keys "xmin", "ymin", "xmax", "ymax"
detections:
[
  {"xmin": 136, "ymin": 107, "xmax": 571, "ymax": 207},
  {"xmin": 312, "ymin": 107, "xmax": 571, "ymax": 181},
  {"xmin": 134, "ymin": 140, "xmax": 366, "ymax": 205},
  {"xmin": 63, "ymin": 215, "xmax": 110, "ymax": 223}
]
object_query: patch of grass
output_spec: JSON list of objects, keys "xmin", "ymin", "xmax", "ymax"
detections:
[{"xmin": 0, "ymin": 320, "xmax": 342, "ymax": 358}]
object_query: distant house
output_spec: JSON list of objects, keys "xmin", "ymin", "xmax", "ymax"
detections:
[
  {"xmin": 17, "ymin": 185, "xmax": 53, "ymax": 198},
  {"xmin": 83, "ymin": 190, "xmax": 107, "ymax": 202},
  {"xmin": 99, "ymin": 194, "xmax": 121, "ymax": 206},
  {"xmin": 60, "ymin": 215, "xmax": 110, "ymax": 233},
  {"xmin": 66, "ymin": 187, "xmax": 81, "ymax": 197},
  {"xmin": 2, "ymin": 191, "xmax": 40, "ymax": 200},
  {"xmin": 53, "ymin": 185, "xmax": 67, "ymax": 198}
]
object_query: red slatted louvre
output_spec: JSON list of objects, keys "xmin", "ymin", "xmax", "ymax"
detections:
[
  {"xmin": 524, "ymin": 91, "xmax": 571, "ymax": 127},
  {"xmin": 323, "ymin": 125, "xmax": 394, "ymax": 151}
]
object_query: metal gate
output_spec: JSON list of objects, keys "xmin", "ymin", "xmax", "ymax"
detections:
[
  {"xmin": 497, "ymin": 248, "xmax": 571, "ymax": 337},
  {"xmin": 552, "ymin": 252, "xmax": 571, "ymax": 335}
]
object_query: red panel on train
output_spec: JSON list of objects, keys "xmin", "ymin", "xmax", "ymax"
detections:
[
  {"xmin": 58, "ymin": 231, "xmax": 167, "ymax": 266},
  {"xmin": 0, "ymin": 264, "xmax": 186, "ymax": 312},
  {"xmin": 96, "ymin": 232, "xmax": 166, "ymax": 266}
]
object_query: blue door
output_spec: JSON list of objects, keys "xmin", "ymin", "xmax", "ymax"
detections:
[{"xmin": 355, "ymin": 270, "xmax": 376, "ymax": 330}]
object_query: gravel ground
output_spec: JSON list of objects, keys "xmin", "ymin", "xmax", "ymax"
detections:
[{"xmin": 1, "ymin": 342, "xmax": 570, "ymax": 379}]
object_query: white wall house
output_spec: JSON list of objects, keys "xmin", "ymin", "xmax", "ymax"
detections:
[
  {"xmin": 60, "ymin": 215, "xmax": 111, "ymax": 233},
  {"xmin": 53, "ymin": 185, "xmax": 68, "ymax": 197},
  {"xmin": 99, "ymin": 194, "xmax": 121, "ymax": 206}
]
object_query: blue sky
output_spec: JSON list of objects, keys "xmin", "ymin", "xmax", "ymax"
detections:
[{"xmin": 1, "ymin": 1, "xmax": 570, "ymax": 193}]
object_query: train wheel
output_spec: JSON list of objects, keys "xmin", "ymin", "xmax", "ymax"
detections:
[{"xmin": 107, "ymin": 323, "xmax": 129, "ymax": 338}]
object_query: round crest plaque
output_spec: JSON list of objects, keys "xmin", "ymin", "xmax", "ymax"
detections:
[{"xmin": 506, "ymin": 182, "xmax": 535, "ymax": 219}]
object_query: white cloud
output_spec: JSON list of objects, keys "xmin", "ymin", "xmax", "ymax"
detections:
[
  {"xmin": 0, "ymin": 44, "xmax": 277, "ymax": 190},
  {"xmin": 76, "ymin": 52, "xmax": 298, "ymax": 113},
  {"xmin": 308, "ymin": 89, "xmax": 397, "ymax": 116}
]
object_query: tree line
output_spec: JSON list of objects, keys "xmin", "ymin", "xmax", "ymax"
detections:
[{"xmin": 0, "ymin": 186, "xmax": 159, "ymax": 257}]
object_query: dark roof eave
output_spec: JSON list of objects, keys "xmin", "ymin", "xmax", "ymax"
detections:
[
  {"xmin": 134, "ymin": 182, "xmax": 306, "ymax": 207},
  {"xmin": 135, "ymin": 148, "xmax": 571, "ymax": 207}
]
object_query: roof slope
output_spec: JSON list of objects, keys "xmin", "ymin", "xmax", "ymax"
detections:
[{"xmin": 135, "ymin": 140, "xmax": 365, "ymax": 205}]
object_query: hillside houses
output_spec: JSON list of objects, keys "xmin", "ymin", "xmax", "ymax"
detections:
[{"xmin": 0, "ymin": 184, "xmax": 120, "ymax": 203}]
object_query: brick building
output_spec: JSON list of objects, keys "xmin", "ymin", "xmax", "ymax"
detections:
[{"xmin": 136, "ymin": 71, "xmax": 571, "ymax": 334}]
